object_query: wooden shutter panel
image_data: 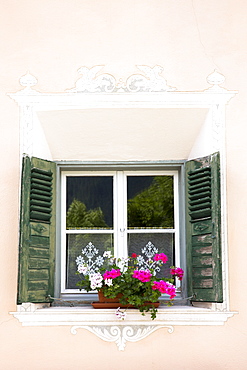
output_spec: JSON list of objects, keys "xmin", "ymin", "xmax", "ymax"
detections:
[
  {"xmin": 18, "ymin": 156, "xmax": 56, "ymax": 304},
  {"xmin": 185, "ymin": 152, "xmax": 223, "ymax": 302}
]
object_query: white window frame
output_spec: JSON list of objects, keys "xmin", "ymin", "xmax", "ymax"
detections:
[
  {"xmin": 60, "ymin": 169, "xmax": 180, "ymax": 295},
  {"xmin": 9, "ymin": 67, "xmax": 237, "ymax": 349}
]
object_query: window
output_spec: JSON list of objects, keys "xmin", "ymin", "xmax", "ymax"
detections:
[
  {"xmin": 61, "ymin": 170, "xmax": 179, "ymax": 293},
  {"xmin": 17, "ymin": 153, "xmax": 222, "ymax": 305}
]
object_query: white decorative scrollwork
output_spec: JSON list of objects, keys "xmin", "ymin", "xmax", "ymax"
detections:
[
  {"xmin": 21, "ymin": 105, "xmax": 34, "ymax": 156},
  {"xmin": 70, "ymin": 66, "xmax": 116, "ymax": 93},
  {"xmin": 69, "ymin": 65, "xmax": 176, "ymax": 93},
  {"xmin": 137, "ymin": 241, "xmax": 160, "ymax": 275},
  {"xmin": 126, "ymin": 65, "xmax": 176, "ymax": 92},
  {"xmin": 76, "ymin": 240, "xmax": 163, "ymax": 276},
  {"xmin": 76, "ymin": 242, "xmax": 104, "ymax": 274},
  {"xmin": 14, "ymin": 66, "xmax": 231, "ymax": 96},
  {"xmin": 71, "ymin": 325, "xmax": 174, "ymax": 350}
]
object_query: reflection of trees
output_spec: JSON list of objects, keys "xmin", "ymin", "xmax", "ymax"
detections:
[
  {"xmin": 128, "ymin": 176, "xmax": 174, "ymax": 228},
  {"xmin": 66, "ymin": 199, "xmax": 108, "ymax": 228}
]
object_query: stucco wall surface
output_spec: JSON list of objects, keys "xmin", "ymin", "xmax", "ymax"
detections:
[{"xmin": 0, "ymin": 1, "xmax": 247, "ymax": 369}]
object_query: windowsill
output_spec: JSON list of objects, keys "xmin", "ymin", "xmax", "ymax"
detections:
[{"xmin": 10, "ymin": 303, "xmax": 237, "ymax": 350}]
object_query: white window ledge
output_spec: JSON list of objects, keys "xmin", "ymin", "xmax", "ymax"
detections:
[{"xmin": 10, "ymin": 305, "xmax": 237, "ymax": 351}]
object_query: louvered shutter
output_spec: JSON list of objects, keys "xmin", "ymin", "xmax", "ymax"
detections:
[
  {"xmin": 18, "ymin": 156, "xmax": 56, "ymax": 303},
  {"xmin": 185, "ymin": 152, "xmax": 223, "ymax": 302}
]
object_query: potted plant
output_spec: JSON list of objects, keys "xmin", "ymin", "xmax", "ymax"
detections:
[{"xmin": 76, "ymin": 249, "xmax": 184, "ymax": 320}]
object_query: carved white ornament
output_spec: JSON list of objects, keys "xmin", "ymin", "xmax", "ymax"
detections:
[
  {"xmin": 19, "ymin": 72, "xmax": 39, "ymax": 94},
  {"xmin": 69, "ymin": 65, "xmax": 176, "ymax": 93},
  {"xmin": 71, "ymin": 324, "xmax": 174, "ymax": 350},
  {"xmin": 206, "ymin": 70, "xmax": 226, "ymax": 92}
]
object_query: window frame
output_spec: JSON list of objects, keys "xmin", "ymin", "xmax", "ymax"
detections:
[
  {"xmin": 58, "ymin": 163, "xmax": 184, "ymax": 298},
  {"xmin": 9, "ymin": 68, "xmax": 238, "ymax": 341}
]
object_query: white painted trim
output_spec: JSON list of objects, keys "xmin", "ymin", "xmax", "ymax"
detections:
[
  {"xmin": 9, "ymin": 67, "xmax": 238, "ymax": 346},
  {"xmin": 10, "ymin": 305, "xmax": 237, "ymax": 350}
]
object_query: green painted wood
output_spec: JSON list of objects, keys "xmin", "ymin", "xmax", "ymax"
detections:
[
  {"xmin": 185, "ymin": 152, "xmax": 223, "ymax": 302},
  {"xmin": 17, "ymin": 156, "xmax": 56, "ymax": 304}
]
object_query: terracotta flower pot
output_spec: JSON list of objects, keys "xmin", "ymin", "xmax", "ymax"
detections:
[
  {"xmin": 97, "ymin": 290, "xmax": 123, "ymax": 303},
  {"xmin": 92, "ymin": 290, "xmax": 160, "ymax": 309}
]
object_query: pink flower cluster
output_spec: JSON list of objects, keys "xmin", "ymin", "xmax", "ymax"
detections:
[
  {"xmin": 154, "ymin": 253, "xmax": 168, "ymax": 263},
  {"xmin": 152, "ymin": 280, "xmax": 176, "ymax": 299},
  {"xmin": 170, "ymin": 267, "xmax": 184, "ymax": 281},
  {"xmin": 103, "ymin": 269, "xmax": 121, "ymax": 280},
  {"xmin": 132, "ymin": 269, "xmax": 152, "ymax": 282}
]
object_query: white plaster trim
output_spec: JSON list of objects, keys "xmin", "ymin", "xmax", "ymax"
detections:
[
  {"xmin": 9, "ymin": 66, "xmax": 236, "ymax": 110},
  {"xmin": 10, "ymin": 306, "xmax": 237, "ymax": 350},
  {"xmin": 8, "ymin": 67, "xmax": 238, "ymax": 350}
]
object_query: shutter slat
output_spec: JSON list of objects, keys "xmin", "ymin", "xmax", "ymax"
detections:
[
  {"xmin": 18, "ymin": 156, "xmax": 56, "ymax": 304},
  {"xmin": 30, "ymin": 166, "xmax": 53, "ymax": 223},
  {"xmin": 186, "ymin": 152, "xmax": 223, "ymax": 302}
]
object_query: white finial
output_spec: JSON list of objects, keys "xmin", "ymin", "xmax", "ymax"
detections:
[
  {"xmin": 206, "ymin": 70, "xmax": 226, "ymax": 91},
  {"xmin": 19, "ymin": 72, "xmax": 38, "ymax": 92}
]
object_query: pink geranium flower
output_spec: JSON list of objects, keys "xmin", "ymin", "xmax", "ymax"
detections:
[
  {"xmin": 170, "ymin": 267, "xmax": 184, "ymax": 281},
  {"xmin": 152, "ymin": 280, "xmax": 176, "ymax": 299},
  {"xmin": 133, "ymin": 269, "xmax": 152, "ymax": 282},
  {"xmin": 154, "ymin": 253, "xmax": 168, "ymax": 263},
  {"xmin": 103, "ymin": 269, "xmax": 121, "ymax": 280}
]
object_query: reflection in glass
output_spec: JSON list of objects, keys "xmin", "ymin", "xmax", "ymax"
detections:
[
  {"xmin": 66, "ymin": 233, "xmax": 113, "ymax": 289},
  {"xmin": 128, "ymin": 233, "xmax": 174, "ymax": 279},
  {"xmin": 66, "ymin": 176, "xmax": 113, "ymax": 229},
  {"xmin": 127, "ymin": 176, "xmax": 174, "ymax": 229}
]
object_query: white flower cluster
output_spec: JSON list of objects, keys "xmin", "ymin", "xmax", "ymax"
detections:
[
  {"xmin": 103, "ymin": 251, "xmax": 112, "ymax": 258},
  {"xmin": 104, "ymin": 278, "xmax": 113, "ymax": 286},
  {"xmin": 89, "ymin": 272, "xmax": 103, "ymax": 290},
  {"xmin": 77, "ymin": 264, "xmax": 88, "ymax": 274},
  {"xmin": 115, "ymin": 307, "xmax": 126, "ymax": 320}
]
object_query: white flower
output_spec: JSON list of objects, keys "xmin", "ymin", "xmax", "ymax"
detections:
[
  {"xmin": 77, "ymin": 264, "xmax": 88, "ymax": 275},
  {"xmin": 118, "ymin": 257, "xmax": 128, "ymax": 272},
  {"xmin": 115, "ymin": 307, "xmax": 126, "ymax": 320},
  {"xmin": 103, "ymin": 251, "xmax": 112, "ymax": 258},
  {"xmin": 105, "ymin": 278, "xmax": 113, "ymax": 287},
  {"xmin": 89, "ymin": 272, "xmax": 103, "ymax": 290}
]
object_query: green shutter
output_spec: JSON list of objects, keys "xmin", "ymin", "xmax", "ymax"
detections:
[
  {"xmin": 18, "ymin": 156, "xmax": 56, "ymax": 304},
  {"xmin": 185, "ymin": 152, "xmax": 223, "ymax": 302}
]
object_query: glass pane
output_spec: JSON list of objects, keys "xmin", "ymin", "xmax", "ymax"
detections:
[
  {"xmin": 66, "ymin": 176, "xmax": 113, "ymax": 229},
  {"xmin": 127, "ymin": 176, "xmax": 174, "ymax": 229},
  {"xmin": 128, "ymin": 233, "xmax": 174, "ymax": 278},
  {"xmin": 66, "ymin": 233, "xmax": 113, "ymax": 289}
]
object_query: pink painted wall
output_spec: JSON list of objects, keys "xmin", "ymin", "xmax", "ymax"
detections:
[{"xmin": 1, "ymin": 1, "xmax": 247, "ymax": 368}]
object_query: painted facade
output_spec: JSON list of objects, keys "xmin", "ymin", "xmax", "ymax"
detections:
[{"xmin": 1, "ymin": 1, "xmax": 247, "ymax": 369}]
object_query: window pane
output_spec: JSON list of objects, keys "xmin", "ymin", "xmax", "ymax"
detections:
[
  {"xmin": 127, "ymin": 176, "xmax": 174, "ymax": 228},
  {"xmin": 66, "ymin": 176, "xmax": 113, "ymax": 229},
  {"xmin": 66, "ymin": 233, "xmax": 113, "ymax": 289},
  {"xmin": 128, "ymin": 233, "xmax": 174, "ymax": 278}
]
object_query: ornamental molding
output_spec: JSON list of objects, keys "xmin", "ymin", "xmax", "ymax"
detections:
[
  {"xmin": 9, "ymin": 66, "xmax": 237, "ymax": 101},
  {"xmin": 69, "ymin": 65, "xmax": 177, "ymax": 93},
  {"xmin": 8, "ymin": 65, "xmax": 237, "ymax": 159},
  {"xmin": 71, "ymin": 325, "xmax": 173, "ymax": 351},
  {"xmin": 10, "ymin": 305, "xmax": 237, "ymax": 351}
]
